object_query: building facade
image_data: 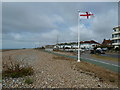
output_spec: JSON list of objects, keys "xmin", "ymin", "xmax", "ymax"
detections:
[
  {"xmin": 112, "ymin": 26, "xmax": 120, "ymax": 48},
  {"xmin": 54, "ymin": 40, "xmax": 100, "ymax": 50},
  {"xmin": 80, "ymin": 40, "xmax": 100, "ymax": 50},
  {"xmin": 102, "ymin": 39, "xmax": 112, "ymax": 47}
]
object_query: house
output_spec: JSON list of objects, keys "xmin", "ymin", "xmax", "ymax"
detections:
[
  {"xmin": 80, "ymin": 40, "xmax": 100, "ymax": 50},
  {"xmin": 56, "ymin": 42, "xmax": 73, "ymax": 49},
  {"xmin": 112, "ymin": 26, "xmax": 120, "ymax": 48},
  {"xmin": 102, "ymin": 39, "xmax": 112, "ymax": 46},
  {"xmin": 54, "ymin": 40, "xmax": 100, "ymax": 50}
]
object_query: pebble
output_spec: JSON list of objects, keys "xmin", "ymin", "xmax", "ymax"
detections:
[{"xmin": 2, "ymin": 49, "xmax": 119, "ymax": 88}]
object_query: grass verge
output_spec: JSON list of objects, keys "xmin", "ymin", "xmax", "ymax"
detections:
[
  {"xmin": 53, "ymin": 55, "xmax": 119, "ymax": 86},
  {"xmin": 91, "ymin": 54, "xmax": 118, "ymax": 62},
  {"xmin": 25, "ymin": 77, "xmax": 33, "ymax": 84},
  {"xmin": 73, "ymin": 61, "xmax": 119, "ymax": 85}
]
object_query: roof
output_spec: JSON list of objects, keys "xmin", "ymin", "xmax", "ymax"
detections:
[
  {"xmin": 58, "ymin": 40, "xmax": 100, "ymax": 45},
  {"xmin": 80, "ymin": 40, "xmax": 100, "ymax": 44},
  {"xmin": 102, "ymin": 39, "xmax": 112, "ymax": 45}
]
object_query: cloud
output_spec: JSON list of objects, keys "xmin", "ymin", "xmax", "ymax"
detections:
[
  {"xmin": 68, "ymin": 8, "xmax": 118, "ymax": 43},
  {"xmin": 69, "ymin": 24, "xmax": 94, "ymax": 41},
  {"xmin": 2, "ymin": 2, "xmax": 118, "ymax": 49},
  {"xmin": 3, "ymin": 12, "xmax": 58, "ymax": 34},
  {"xmin": 2, "ymin": 3, "xmax": 66, "ymax": 34},
  {"xmin": 91, "ymin": 8, "xmax": 118, "ymax": 42},
  {"xmin": 11, "ymin": 33, "xmax": 22, "ymax": 40},
  {"xmin": 41, "ymin": 29, "xmax": 59, "ymax": 40}
]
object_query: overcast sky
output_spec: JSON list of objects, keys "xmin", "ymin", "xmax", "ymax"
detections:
[{"xmin": 2, "ymin": 2, "xmax": 118, "ymax": 49}]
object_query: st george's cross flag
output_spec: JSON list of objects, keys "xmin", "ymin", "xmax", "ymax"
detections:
[{"xmin": 79, "ymin": 12, "xmax": 94, "ymax": 19}]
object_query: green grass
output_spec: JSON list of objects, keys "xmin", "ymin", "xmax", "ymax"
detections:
[
  {"xmin": 74, "ymin": 60, "xmax": 119, "ymax": 85},
  {"xmin": 53, "ymin": 55, "xmax": 119, "ymax": 85},
  {"xmin": 91, "ymin": 54, "xmax": 118, "ymax": 62},
  {"xmin": 25, "ymin": 77, "xmax": 33, "ymax": 84}
]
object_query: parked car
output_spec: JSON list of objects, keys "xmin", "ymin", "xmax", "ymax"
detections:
[
  {"xmin": 96, "ymin": 48, "xmax": 105, "ymax": 54},
  {"xmin": 95, "ymin": 49, "xmax": 105, "ymax": 54},
  {"xmin": 90, "ymin": 48, "xmax": 105, "ymax": 54},
  {"xmin": 102, "ymin": 48, "xmax": 108, "ymax": 51}
]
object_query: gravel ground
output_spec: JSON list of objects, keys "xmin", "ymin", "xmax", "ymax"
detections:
[{"xmin": 2, "ymin": 49, "xmax": 119, "ymax": 88}]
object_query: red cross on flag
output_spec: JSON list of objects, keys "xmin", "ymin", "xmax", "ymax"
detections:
[{"xmin": 79, "ymin": 12, "xmax": 94, "ymax": 19}]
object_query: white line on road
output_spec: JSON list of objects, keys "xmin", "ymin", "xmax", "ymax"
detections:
[
  {"xmin": 83, "ymin": 57, "xmax": 120, "ymax": 67},
  {"xmin": 49, "ymin": 51, "xmax": 120, "ymax": 68}
]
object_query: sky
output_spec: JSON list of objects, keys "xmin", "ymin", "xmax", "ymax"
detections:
[{"xmin": 2, "ymin": 2, "xmax": 118, "ymax": 49}]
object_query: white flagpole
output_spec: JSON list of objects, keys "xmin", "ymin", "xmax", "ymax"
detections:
[{"xmin": 77, "ymin": 10, "xmax": 80, "ymax": 62}]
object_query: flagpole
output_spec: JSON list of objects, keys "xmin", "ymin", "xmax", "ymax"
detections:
[
  {"xmin": 77, "ymin": 10, "xmax": 80, "ymax": 62},
  {"xmin": 77, "ymin": 11, "xmax": 94, "ymax": 62}
]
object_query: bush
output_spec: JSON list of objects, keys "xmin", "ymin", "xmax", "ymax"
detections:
[
  {"xmin": 3, "ymin": 56, "xmax": 34, "ymax": 78},
  {"xmin": 3, "ymin": 65, "xmax": 34, "ymax": 78},
  {"xmin": 25, "ymin": 77, "xmax": 33, "ymax": 84}
]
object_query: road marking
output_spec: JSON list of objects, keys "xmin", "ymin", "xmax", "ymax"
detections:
[
  {"xmin": 83, "ymin": 57, "xmax": 120, "ymax": 68},
  {"xmin": 45, "ymin": 50, "xmax": 120, "ymax": 68}
]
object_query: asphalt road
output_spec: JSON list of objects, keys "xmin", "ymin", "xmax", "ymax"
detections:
[
  {"xmin": 80, "ymin": 53, "xmax": 120, "ymax": 73},
  {"xmin": 45, "ymin": 50, "xmax": 120, "ymax": 73},
  {"xmin": 81, "ymin": 53, "xmax": 120, "ymax": 66},
  {"xmin": 101, "ymin": 54, "xmax": 120, "ymax": 58}
]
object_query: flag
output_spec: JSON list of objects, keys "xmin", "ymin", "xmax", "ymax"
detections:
[{"xmin": 79, "ymin": 12, "xmax": 94, "ymax": 19}]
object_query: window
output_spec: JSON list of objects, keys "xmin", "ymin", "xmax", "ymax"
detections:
[
  {"xmin": 113, "ymin": 40, "xmax": 117, "ymax": 43},
  {"xmin": 119, "ymin": 33, "xmax": 120, "ymax": 37},
  {"xmin": 112, "ymin": 34, "xmax": 114, "ymax": 38},
  {"xmin": 113, "ymin": 34, "xmax": 119, "ymax": 37},
  {"xmin": 118, "ymin": 39, "xmax": 120, "ymax": 43}
]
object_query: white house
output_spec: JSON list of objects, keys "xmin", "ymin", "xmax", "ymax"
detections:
[
  {"xmin": 54, "ymin": 40, "xmax": 100, "ymax": 50},
  {"xmin": 112, "ymin": 26, "xmax": 120, "ymax": 48},
  {"xmin": 80, "ymin": 40, "xmax": 100, "ymax": 50}
]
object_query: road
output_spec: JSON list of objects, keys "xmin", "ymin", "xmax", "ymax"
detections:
[
  {"xmin": 81, "ymin": 53, "xmax": 120, "ymax": 72},
  {"xmin": 45, "ymin": 50, "xmax": 120, "ymax": 73},
  {"xmin": 101, "ymin": 53, "xmax": 120, "ymax": 58},
  {"xmin": 81, "ymin": 53, "xmax": 120, "ymax": 66}
]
